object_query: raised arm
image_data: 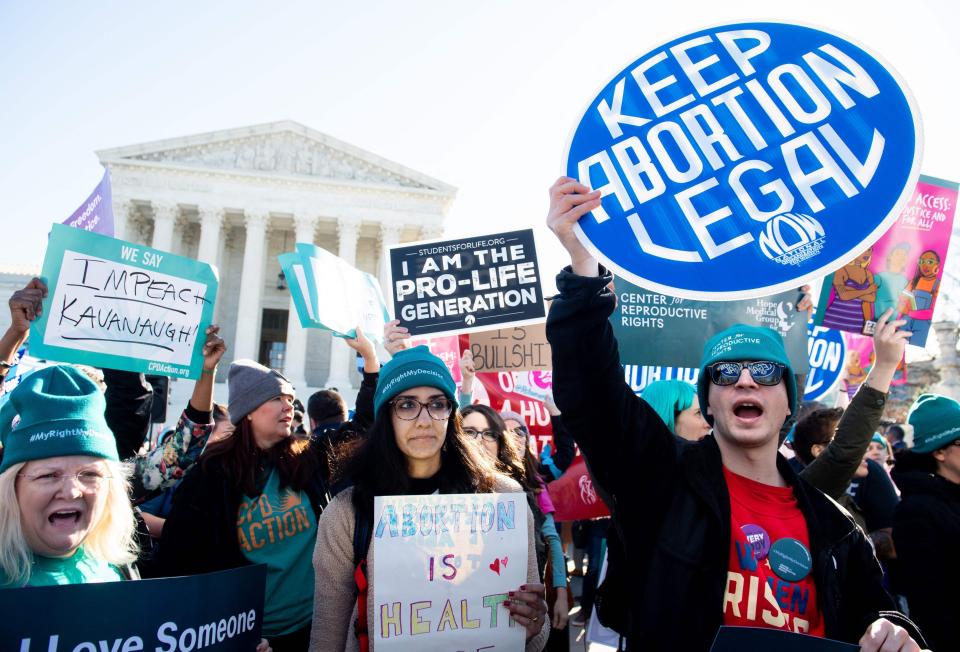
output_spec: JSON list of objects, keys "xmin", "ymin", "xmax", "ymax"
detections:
[
  {"xmin": 344, "ymin": 326, "xmax": 379, "ymax": 429},
  {"xmin": 131, "ymin": 326, "xmax": 225, "ymax": 496},
  {"xmin": 544, "ymin": 177, "xmax": 676, "ymax": 503},
  {"xmin": 0, "ymin": 277, "xmax": 46, "ymax": 374},
  {"xmin": 800, "ymin": 310, "xmax": 910, "ymax": 498}
]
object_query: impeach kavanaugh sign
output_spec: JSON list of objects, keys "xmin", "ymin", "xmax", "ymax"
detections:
[
  {"xmin": 565, "ymin": 22, "xmax": 921, "ymax": 300},
  {"xmin": 388, "ymin": 229, "xmax": 546, "ymax": 337}
]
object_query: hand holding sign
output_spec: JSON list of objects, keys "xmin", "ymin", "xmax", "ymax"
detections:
[
  {"xmin": 383, "ymin": 319, "xmax": 412, "ymax": 356},
  {"xmin": 459, "ymin": 349, "xmax": 476, "ymax": 395},
  {"xmin": 344, "ymin": 325, "xmax": 379, "ymax": 372},
  {"xmin": 863, "ymin": 309, "xmax": 911, "ymax": 393},
  {"xmin": 8, "ymin": 278, "xmax": 48, "ymax": 334},
  {"xmin": 859, "ymin": 618, "xmax": 927, "ymax": 652},
  {"xmin": 506, "ymin": 583, "xmax": 549, "ymax": 641},
  {"xmin": 546, "ymin": 177, "xmax": 602, "ymax": 277},
  {"xmin": 201, "ymin": 325, "xmax": 226, "ymax": 372}
]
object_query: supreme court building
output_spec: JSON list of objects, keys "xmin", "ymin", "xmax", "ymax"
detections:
[{"xmin": 98, "ymin": 120, "xmax": 456, "ymax": 393}]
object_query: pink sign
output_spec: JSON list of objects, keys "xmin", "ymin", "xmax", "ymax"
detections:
[
  {"xmin": 815, "ymin": 176, "xmax": 957, "ymax": 347},
  {"xmin": 840, "ymin": 332, "xmax": 907, "ymax": 399},
  {"xmin": 410, "ymin": 335, "xmax": 462, "ymax": 384}
]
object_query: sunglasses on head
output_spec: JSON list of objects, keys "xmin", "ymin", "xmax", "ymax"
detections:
[{"xmin": 708, "ymin": 361, "xmax": 785, "ymax": 387}]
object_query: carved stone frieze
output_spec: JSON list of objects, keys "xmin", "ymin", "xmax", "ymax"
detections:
[{"xmin": 125, "ymin": 133, "xmax": 431, "ymax": 190}]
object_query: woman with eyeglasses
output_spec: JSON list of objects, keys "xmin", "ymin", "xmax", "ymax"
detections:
[
  {"xmin": 461, "ymin": 404, "xmax": 570, "ymax": 639},
  {"xmin": 0, "ymin": 365, "xmax": 139, "ymax": 587},
  {"xmin": 310, "ymin": 346, "xmax": 549, "ymax": 651}
]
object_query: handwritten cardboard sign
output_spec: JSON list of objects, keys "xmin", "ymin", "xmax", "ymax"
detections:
[
  {"xmin": 388, "ymin": 229, "xmax": 546, "ymax": 337},
  {"xmin": 372, "ymin": 492, "xmax": 528, "ymax": 651},
  {"xmin": 469, "ymin": 324, "xmax": 552, "ymax": 373},
  {"xmin": 30, "ymin": 224, "xmax": 218, "ymax": 379}
]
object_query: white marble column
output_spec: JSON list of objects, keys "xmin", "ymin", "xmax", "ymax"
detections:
[
  {"xmin": 324, "ymin": 217, "xmax": 361, "ymax": 389},
  {"xmin": 420, "ymin": 224, "xmax": 444, "ymax": 240},
  {"xmin": 283, "ymin": 214, "xmax": 318, "ymax": 390},
  {"xmin": 196, "ymin": 206, "xmax": 225, "ymax": 268},
  {"xmin": 233, "ymin": 211, "xmax": 270, "ymax": 362},
  {"xmin": 377, "ymin": 222, "xmax": 403, "ymax": 298},
  {"xmin": 111, "ymin": 196, "xmax": 130, "ymax": 241},
  {"xmin": 151, "ymin": 202, "xmax": 178, "ymax": 252}
]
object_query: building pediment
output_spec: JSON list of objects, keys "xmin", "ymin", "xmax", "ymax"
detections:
[{"xmin": 97, "ymin": 120, "xmax": 454, "ymax": 193}]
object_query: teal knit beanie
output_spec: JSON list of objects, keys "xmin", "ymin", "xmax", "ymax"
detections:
[
  {"xmin": 907, "ymin": 394, "xmax": 960, "ymax": 454},
  {"xmin": 697, "ymin": 324, "xmax": 797, "ymax": 424},
  {"xmin": 0, "ymin": 365, "xmax": 118, "ymax": 473},
  {"xmin": 374, "ymin": 346, "xmax": 458, "ymax": 417}
]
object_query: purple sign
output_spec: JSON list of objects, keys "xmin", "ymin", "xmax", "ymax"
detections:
[{"xmin": 62, "ymin": 168, "xmax": 114, "ymax": 236}]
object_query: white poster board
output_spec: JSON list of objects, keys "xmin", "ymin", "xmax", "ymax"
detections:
[{"xmin": 372, "ymin": 492, "xmax": 528, "ymax": 651}]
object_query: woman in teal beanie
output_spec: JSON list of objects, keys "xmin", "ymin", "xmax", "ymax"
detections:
[
  {"xmin": 0, "ymin": 364, "xmax": 139, "ymax": 587},
  {"xmin": 310, "ymin": 345, "xmax": 550, "ymax": 651},
  {"xmin": 640, "ymin": 380, "xmax": 710, "ymax": 441}
]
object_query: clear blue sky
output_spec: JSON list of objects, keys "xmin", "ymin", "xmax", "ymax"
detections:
[{"xmin": 2, "ymin": 0, "xmax": 957, "ymax": 329}]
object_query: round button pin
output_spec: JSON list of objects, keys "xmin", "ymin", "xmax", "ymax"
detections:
[
  {"xmin": 768, "ymin": 537, "xmax": 812, "ymax": 582},
  {"xmin": 741, "ymin": 524, "xmax": 771, "ymax": 561}
]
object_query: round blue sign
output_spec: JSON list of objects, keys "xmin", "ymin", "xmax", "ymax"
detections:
[
  {"xmin": 804, "ymin": 322, "xmax": 847, "ymax": 401},
  {"xmin": 565, "ymin": 22, "xmax": 921, "ymax": 300}
]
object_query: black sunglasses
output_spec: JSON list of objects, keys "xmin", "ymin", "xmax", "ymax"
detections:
[{"xmin": 708, "ymin": 361, "xmax": 785, "ymax": 387}]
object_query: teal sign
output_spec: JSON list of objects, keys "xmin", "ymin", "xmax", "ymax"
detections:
[
  {"xmin": 611, "ymin": 277, "xmax": 809, "ymax": 372},
  {"xmin": 30, "ymin": 224, "xmax": 218, "ymax": 379},
  {"xmin": 279, "ymin": 243, "xmax": 389, "ymax": 341}
]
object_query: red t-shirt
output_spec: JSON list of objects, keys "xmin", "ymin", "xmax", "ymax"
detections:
[{"xmin": 722, "ymin": 467, "xmax": 825, "ymax": 636}]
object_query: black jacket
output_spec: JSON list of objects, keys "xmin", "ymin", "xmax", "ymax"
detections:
[
  {"xmin": 146, "ymin": 371, "xmax": 379, "ymax": 578},
  {"xmin": 545, "ymin": 267, "xmax": 922, "ymax": 651},
  {"xmin": 144, "ymin": 448, "xmax": 329, "ymax": 578},
  {"xmin": 891, "ymin": 466, "xmax": 960, "ymax": 652}
]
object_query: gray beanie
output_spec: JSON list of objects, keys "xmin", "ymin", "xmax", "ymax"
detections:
[{"xmin": 227, "ymin": 359, "xmax": 295, "ymax": 425}]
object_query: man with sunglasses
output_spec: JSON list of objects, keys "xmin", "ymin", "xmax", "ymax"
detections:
[{"xmin": 543, "ymin": 177, "xmax": 926, "ymax": 651}]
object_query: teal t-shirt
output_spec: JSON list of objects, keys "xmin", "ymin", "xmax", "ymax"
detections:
[
  {"xmin": 237, "ymin": 468, "xmax": 317, "ymax": 637},
  {"xmin": 2, "ymin": 547, "xmax": 124, "ymax": 587}
]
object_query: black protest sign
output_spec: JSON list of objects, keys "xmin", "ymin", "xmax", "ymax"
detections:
[
  {"xmin": 710, "ymin": 626, "xmax": 858, "ymax": 651},
  {"xmin": 388, "ymin": 229, "xmax": 546, "ymax": 337},
  {"xmin": 2, "ymin": 565, "xmax": 266, "ymax": 652}
]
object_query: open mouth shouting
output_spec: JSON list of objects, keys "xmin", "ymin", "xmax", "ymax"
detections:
[{"xmin": 732, "ymin": 399, "xmax": 765, "ymax": 424}]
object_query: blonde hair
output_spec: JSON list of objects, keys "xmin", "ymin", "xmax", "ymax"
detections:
[{"xmin": 0, "ymin": 459, "xmax": 139, "ymax": 586}]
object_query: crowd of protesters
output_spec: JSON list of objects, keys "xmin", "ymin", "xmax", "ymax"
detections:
[{"xmin": 0, "ymin": 179, "xmax": 957, "ymax": 652}]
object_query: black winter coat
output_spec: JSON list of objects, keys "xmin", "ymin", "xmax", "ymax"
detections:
[
  {"xmin": 145, "ymin": 450, "xmax": 329, "ymax": 578},
  {"xmin": 892, "ymin": 467, "xmax": 960, "ymax": 652},
  {"xmin": 546, "ymin": 267, "xmax": 922, "ymax": 651}
]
